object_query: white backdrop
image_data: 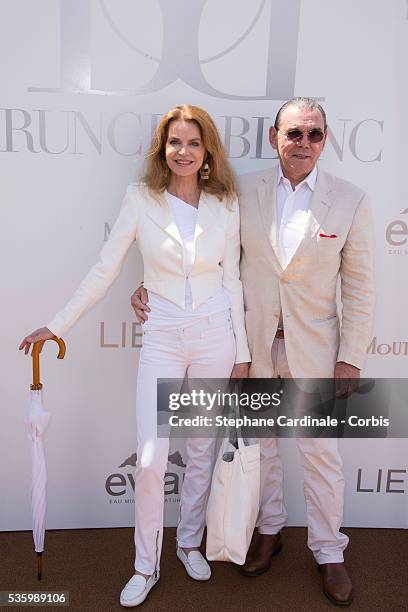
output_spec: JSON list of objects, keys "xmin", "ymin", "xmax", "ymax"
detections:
[{"xmin": 1, "ymin": 0, "xmax": 407, "ymax": 531}]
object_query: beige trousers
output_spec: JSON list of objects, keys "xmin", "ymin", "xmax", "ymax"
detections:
[{"xmin": 256, "ymin": 339, "xmax": 349, "ymax": 564}]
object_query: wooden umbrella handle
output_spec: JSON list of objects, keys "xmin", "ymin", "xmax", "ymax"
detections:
[{"xmin": 31, "ymin": 336, "xmax": 66, "ymax": 390}]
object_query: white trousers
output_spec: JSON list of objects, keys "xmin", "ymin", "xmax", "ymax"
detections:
[
  {"xmin": 133, "ymin": 311, "xmax": 236, "ymax": 574},
  {"xmin": 256, "ymin": 339, "xmax": 349, "ymax": 564}
]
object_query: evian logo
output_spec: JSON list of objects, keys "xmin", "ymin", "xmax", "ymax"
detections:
[
  {"xmin": 105, "ymin": 450, "xmax": 186, "ymax": 502},
  {"xmin": 386, "ymin": 208, "xmax": 408, "ymax": 255}
]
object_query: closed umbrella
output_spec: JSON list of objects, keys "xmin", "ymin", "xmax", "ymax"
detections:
[{"xmin": 27, "ymin": 337, "xmax": 66, "ymax": 579}]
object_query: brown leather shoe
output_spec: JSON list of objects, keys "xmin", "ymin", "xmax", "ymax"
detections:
[
  {"xmin": 240, "ymin": 531, "xmax": 282, "ymax": 576},
  {"xmin": 318, "ymin": 562, "xmax": 353, "ymax": 606}
]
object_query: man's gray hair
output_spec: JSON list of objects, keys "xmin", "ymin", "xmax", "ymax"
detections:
[{"xmin": 274, "ymin": 97, "xmax": 327, "ymax": 131}]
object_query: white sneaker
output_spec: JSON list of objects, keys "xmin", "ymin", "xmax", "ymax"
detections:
[
  {"xmin": 120, "ymin": 572, "xmax": 159, "ymax": 607},
  {"xmin": 176, "ymin": 547, "xmax": 211, "ymax": 581}
]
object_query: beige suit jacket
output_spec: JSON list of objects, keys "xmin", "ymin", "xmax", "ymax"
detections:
[
  {"xmin": 238, "ymin": 165, "xmax": 374, "ymax": 378},
  {"xmin": 47, "ymin": 183, "xmax": 250, "ymax": 364}
]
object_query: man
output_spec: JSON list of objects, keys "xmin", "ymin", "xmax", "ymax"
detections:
[{"xmin": 132, "ymin": 98, "xmax": 374, "ymax": 606}]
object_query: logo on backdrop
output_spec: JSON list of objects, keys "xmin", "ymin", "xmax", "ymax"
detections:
[
  {"xmin": 105, "ymin": 450, "xmax": 186, "ymax": 504},
  {"xmin": 386, "ymin": 208, "xmax": 408, "ymax": 255},
  {"xmin": 367, "ymin": 337, "xmax": 408, "ymax": 357},
  {"xmin": 1, "ymin": 0, "xmax": 384, "ymax": 160},
  {"xmin": 356, "ymin": 468, "xmax": 407, "ymax": 493},
  {"xmin": 28, "ymin": 0, "xmax": 304, "ymax": 101},
  {"xmin": 0, "ymin": 110, "xmax": 384, "ymax": 162},
  {"xmin": 99, "ymin": 322, "xmax": 142, "ymax": 349}
]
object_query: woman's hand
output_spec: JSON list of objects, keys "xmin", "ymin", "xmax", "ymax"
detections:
[
  {"xmin": 230, "ymin": 362, "xmax": 250, "ymax": 379},
  {"xmin": 19, "ymin": 327, "xmax": 54, "ymax": 355},
  {"xmin": 130, "ymin": 285, "xmax": 150, "ymax": 323}
]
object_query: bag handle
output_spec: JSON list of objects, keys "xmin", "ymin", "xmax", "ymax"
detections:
[{"xmin": 227, "ymin": 380, "xmax": 251, "ymax": 448}]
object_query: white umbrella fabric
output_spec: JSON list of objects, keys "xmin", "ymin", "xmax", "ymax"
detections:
[
  {"xmin": 27, "ymin": 337, "xmax": 66, "ymax": 579},
  {"xmin": 27, "ymin": 388, "xmax": 51, "ymax": 578}
]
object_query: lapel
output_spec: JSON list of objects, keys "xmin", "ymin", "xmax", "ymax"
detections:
[
  {"xmin": 256, "ymin": 166, "xmax": 283, "ymax": 268},
  {"xmin": 289, "ymin": 168, "xmax": 333, "ymax": 262},
  {"xmin": 144, "ymin": 191, "xmax": 183, "ymax": 245},
  {"xmin": 256, "ymin": 165, "xmax": 333, "ymax": 269},
  {"xmin": 194, "ymin": 191, "xmax": 217, "ymax": 241},
  {"xmin": 144, "ymin": 190, "xmax": 217, "ymax": 246}
]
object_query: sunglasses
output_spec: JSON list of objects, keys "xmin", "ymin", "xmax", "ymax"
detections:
[{"xmin": 278, "ymin": 128, "xmax": 325, "ymax": 143}]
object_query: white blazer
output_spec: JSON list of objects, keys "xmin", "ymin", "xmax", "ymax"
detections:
[{"xmin": 47, "ymin": 183, "xmax": 251, "ymax": 364}]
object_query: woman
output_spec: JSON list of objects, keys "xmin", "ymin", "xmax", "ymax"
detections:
[{"xmin": 19, "ymin": 105, "xmax": 250, "ymax": 607}]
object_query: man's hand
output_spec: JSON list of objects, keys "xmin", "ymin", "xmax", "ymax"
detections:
[
  {"xmin": 131, "ymin": 285, "xmax": 150, "ymax": 323},
  {"xmin": 230, "ymin": 362, "xmax": 250, "ymax": 379},
  {"xmin": 334, "ymin": 361, "xmax": 360, "ymax": 399}
]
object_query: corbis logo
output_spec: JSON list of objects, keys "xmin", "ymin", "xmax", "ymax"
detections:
[
  {"xmin": 367, "ymin": 337, "xmax": 408, "ymax": 357},
  {"xmin": 105, "ymin": 450, "xmax": 186, "ymax": 504},
  {"xmin": 386, "ymin": 208, "xmax": 408, "ymax": 255},
  {"xmin": 356, "ymin": 468, "xmax": 407, "ymax": 494}
]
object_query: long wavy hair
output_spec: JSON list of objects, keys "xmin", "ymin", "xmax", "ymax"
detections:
[{"xmin": 142, "ymin": 105, "xmax": 237, "ymax": 206}]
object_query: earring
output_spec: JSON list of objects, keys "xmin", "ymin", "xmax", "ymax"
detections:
[{"xmin": 200, "ymin": 162, "xmax": 210, "ymax": 180}]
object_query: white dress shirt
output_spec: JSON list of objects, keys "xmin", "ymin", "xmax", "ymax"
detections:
[{"xmin": 277, "ymin": 164, "xmax": 317, "ymax": 268}]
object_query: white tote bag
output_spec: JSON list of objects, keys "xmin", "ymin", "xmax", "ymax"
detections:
[{"xmin": 206, "ymin": 436, "xmax": 260, "ymax": 565}]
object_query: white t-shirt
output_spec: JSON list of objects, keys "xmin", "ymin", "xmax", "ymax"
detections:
[{"xmin": 144, "ymin": 191, "xmax": 230, "ymax": 329}]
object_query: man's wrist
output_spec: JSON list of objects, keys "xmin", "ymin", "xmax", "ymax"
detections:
[{"xmin": 336, "ymin": 360, "xmax": 360, "ymax": 369}]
